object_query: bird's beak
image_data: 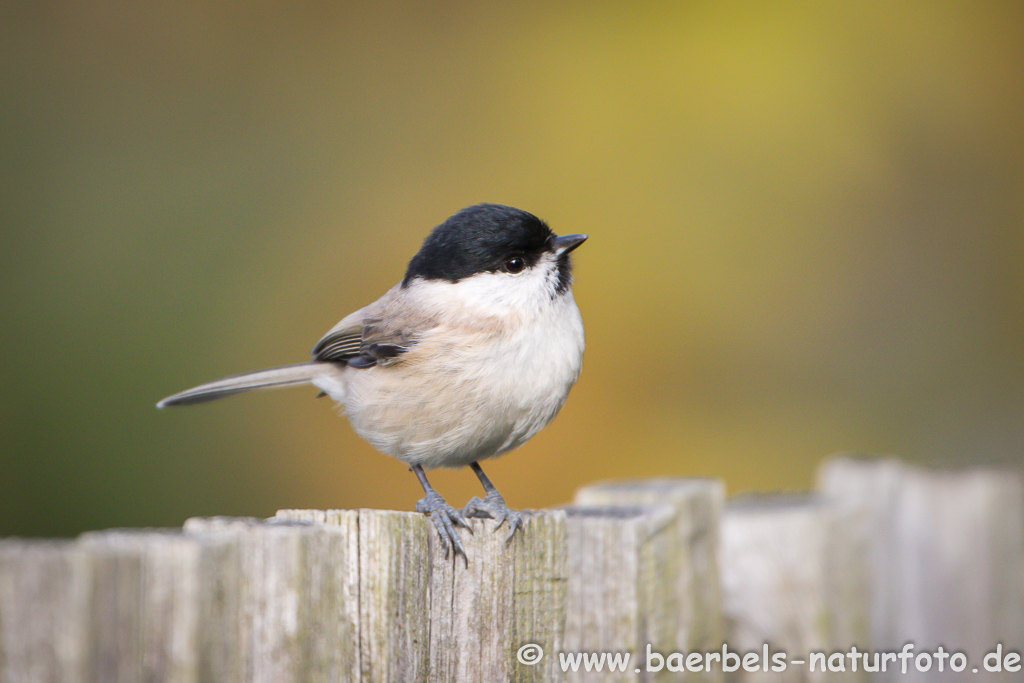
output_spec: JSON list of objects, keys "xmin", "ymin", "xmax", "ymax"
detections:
[{"xmin": 551, "ymin": 234, "xmax": 588, "ymax": 255}]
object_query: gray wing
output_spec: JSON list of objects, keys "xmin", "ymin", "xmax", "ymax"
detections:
[{"xmin": 311, "ymin": 285, "xmax": 430, "ymax": 368}]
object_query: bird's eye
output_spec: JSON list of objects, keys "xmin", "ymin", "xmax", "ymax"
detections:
[{"xmin": 502, "ymin": 257, "xmax": 525, "ymax": 274}]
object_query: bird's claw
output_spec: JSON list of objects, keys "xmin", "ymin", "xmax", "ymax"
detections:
[
  {"xmin": 463, "ymin": 490, "xmax": 529, "ymax": 543},
  {"xmin": 416, "ymin": 490, "xmax": 471, "ymax": 561}
]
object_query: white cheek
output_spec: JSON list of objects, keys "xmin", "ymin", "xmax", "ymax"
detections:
[{"xmin": 410, "ymin": 258, "xmax": 561, "ymax": 321}]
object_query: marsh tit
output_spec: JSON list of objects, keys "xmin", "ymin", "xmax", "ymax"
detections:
[{"xmin": 158, "ymin": 204, "xmax": 586, "ymax": 557}]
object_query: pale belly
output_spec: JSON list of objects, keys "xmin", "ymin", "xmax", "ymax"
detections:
[{"xmin": 313, "ymin": 309, "xmax": 584, "ymax": 469}]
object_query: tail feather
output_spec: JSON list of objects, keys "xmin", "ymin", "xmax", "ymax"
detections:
[{"xmin": 157, "ymin": 363, "xmax": 324, "ymax": 408}]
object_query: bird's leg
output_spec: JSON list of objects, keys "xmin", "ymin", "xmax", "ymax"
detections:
[
  {"xmin": 412, "ymin": 464, "xmax": 471, "ymax": 561},
  {"xmin": 462, "ymin": 462, "xmax": 528, "ymax": 543}
]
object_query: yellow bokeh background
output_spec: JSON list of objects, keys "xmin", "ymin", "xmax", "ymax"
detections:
[{"xmin": 2, "ymin": 1, "xmax": 1022, "ymax": 537}]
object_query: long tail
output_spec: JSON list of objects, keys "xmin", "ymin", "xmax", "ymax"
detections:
[{"xmin": 157, "ymin": 362, "xmax": 326, "ymax": 408}]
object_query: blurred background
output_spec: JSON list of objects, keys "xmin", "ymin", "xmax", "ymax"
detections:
[{"xmin": 2, "ymin": 1, "xmax": 1022, "ymax": 538}]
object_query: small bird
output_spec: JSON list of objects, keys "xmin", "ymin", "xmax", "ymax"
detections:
[{"xmin": 158, "ymin": 204, "xmax": 586, "ymax": 558}]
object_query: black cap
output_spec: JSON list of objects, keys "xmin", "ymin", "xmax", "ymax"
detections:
[{"xmin": 403, "ymin": 204, "xmax": 555, "ymax": 285}]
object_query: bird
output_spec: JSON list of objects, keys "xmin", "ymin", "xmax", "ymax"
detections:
[{"xmin": 157, "ymin": 204, "xmax": 586, "ymax": 558}]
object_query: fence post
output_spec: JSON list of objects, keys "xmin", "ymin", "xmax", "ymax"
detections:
[
  {"xmin": 720, "ymin": 494, "xmax": 869, "ymax": 683},
  {"xmin": 273, "ymin": 508, "xmax": 568, "ymax": 683},
  {"xmin": 557, "ymin": 503, "xmax": 676, "ymax": 682},
  {"xmin": 0, "ymin": 540, "xmax": 86, "ymax": 683},
  {"xmin": 182, "ymin": 515, "xmax": 361, "ymax": 682},
  {"xmin": 818, "ymin": 456, "xmax": 1024, "ymax": 682},
  {"xmin": 574, "ymin": 478, "xmax": 726, "ymax": 682}
]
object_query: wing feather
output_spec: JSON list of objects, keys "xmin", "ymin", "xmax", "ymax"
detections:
[{"xmin": 311, "ymin": 286, "xmax": 429, "ymax": 367}]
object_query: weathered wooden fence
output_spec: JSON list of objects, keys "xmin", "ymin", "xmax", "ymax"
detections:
[{"xmin": 2, "ymin": 456, "xmax": 1023, "ymax": 682}]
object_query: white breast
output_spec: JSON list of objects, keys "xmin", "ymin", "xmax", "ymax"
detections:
[{"xmin": 314, "ymin": 270, "xmax": 585, "ymax": 470}]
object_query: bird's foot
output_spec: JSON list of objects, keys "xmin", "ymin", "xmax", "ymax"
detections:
[
  {"xmin": 463, "ymin": 490, "xmax": 529, "ymax": 543},
  {"xmin": 416, "ymin": 490, "xmax": 472, "ymax": 561}
]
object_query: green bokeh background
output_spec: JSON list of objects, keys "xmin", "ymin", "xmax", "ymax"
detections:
[{"xmin": 3, "ymin": 2, "xmax": 1022, "ymax": 538}]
